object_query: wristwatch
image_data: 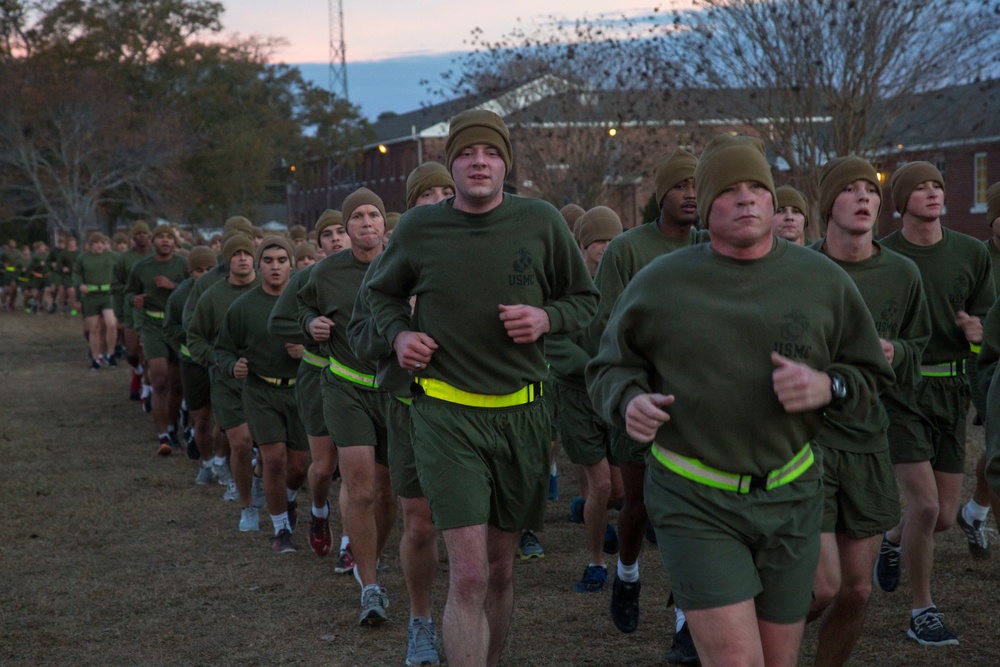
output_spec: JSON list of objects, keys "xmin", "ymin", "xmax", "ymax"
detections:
[{"xmin": 827, "ymin": 371, "xmax": 847, "ymax": 408}]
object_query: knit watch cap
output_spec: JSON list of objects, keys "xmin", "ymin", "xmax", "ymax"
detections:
[
  {"xmin": 256, "ymin": 235, "xmax": 294, "ymax": 265},
  {"xmin": 654, "ymin": 148, "xmax": 699, "ymax": 206},
  {"xmin": 294, "ymin": 243, "xmax": 317, "ymax": 262},
  {"xmin": 289, "ymin": 224, "xmax": 307, "ymax": 241},
  {"xmin": 406, "ymin": 162, "xmax": 455, "ymax": 209},
  {"xmin": 818, "ymin": 156, "xmax": 880, "ymax": 223},
  {"xmin": 130, "ymin": 220, "xmax": 151, "ymax": 236},
  {"xmin": 187, "ymin": 246, "xmax": 217, "ymax": 272},
  {"xmin": 694, "ymin": 135, "xmax": 776, "ymax": 228},
  {"xmin": 574, "ymin": 206, "xmax": 624, "ymax": 249},
  {"xmin": 560, "ymin": 204, "xmax": 586, "ymax": 230},
  {"xmin": 223, "ymin": 216, "xmax": 254, "ymax": 236},
  {"xmin": 384, "ymin": 212, "xmax": 402, "ymax": 232},
  {"xmin": 890, "ymin": 161, "xmax": 945, "ymax": 215},
  {"xmin": 223, "ymin": 234, "xmax": 255, "ymax": 265},
  {"xmin": 315, "ymin": 209, "xmax": 344, "ymax": 235},
  {"xmin": 445, "ymin": 109, "xmax": 512, "ymax": 174},
  {"xmin": 342, "ymin": 187, "xmax": 386, "ymax": 226},
  {"xmin": 151, "ymin": 223, "xmax": 175, "ymax": 239}
]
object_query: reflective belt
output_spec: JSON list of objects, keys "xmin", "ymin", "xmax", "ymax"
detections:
[
  {"xmin": 180, "ymin": 344, "xmax": 191, "ymax": 360},
  {"xmin": 970, "ymin": 343, "xmax": 982, "ymax": 355},
  {"xmin": 145, "ymin": 310, "xmax": 165, "ymax": 319},
  {"xmin": 395, "ymin": 396, "xmax": 412, "ymax": 406},
  {"xmin": 254, "ymin": 373, "xmax": 296, "ymax": 387},
  {"xmin": 415, "ymin": 376, "xmax": 542, "ymax": 408},
  {"xmin": 86, "ymin": 283, "xmax": 111, "ymax": 293},
  {"xmin": 302, "ymin": 350, "xmax": 328, "ymax": 369},
  {"xmin": 4, "ymin": 267, "xmax": 13, "ymax": 272},
  {"xmin": 651, "ymin": 442, "xmax": 814, "ymax": 494},
  {"xmin": 920, "ymin": 360, "xmax": 965, "ymax": 377},
  {"xmin": 328, "ymin": 355, "xmax": 378, "ymax": 388}
]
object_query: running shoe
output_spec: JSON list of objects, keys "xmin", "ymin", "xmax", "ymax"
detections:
[
  {"xmin": 335, "ymin": 544, "xmax": 356, "ymax": 574},
  {"xmin": 251, "ymin": 474, "xmax": 266, "ymax": 509},
  {"xmin": 548, "ymin": 472, "xmax": 558, "ymax": 500},
  {"xmin": 287, "ymin": 499, "xmax": 298, "ymax": 532},
  {"xmin": 90, "ymin": 359, "xmax": 101, "ymax": 371},
  {"xmin": 239, "ymin": 506, "xmax": 260, "ymax": 532},
  {"xmin": 575, "ymin": 564, "xmax": 607, "ymax": 593},
  {"xmin": 908, "ymin": 606, "xmax": 959, "ymax": 646},
  {"xmin": 156, "ymin": 435, "xmax": 172, "ymax": 457},
  {"xmin": 129, "ymin": 371, "xmax": 141, "ymax": 401},
  {"xmin": 666, "ymin": 622, "xmax": 700, "ymax": 664},
  {"xmin": 213, "ymin": 460, "xmax": 233, "ymax": 486},
  {"xmin": 222, "ymin": 480, "xmax": 240, "ymax": 502},
  {"xmin": 517, "ymin": 530, "xmax": 544, "ymax": 560},
  {"xmin": 609, "ymin": 574, "xmax": 641, "ymax": 633},
  {"xmin": 105, "ymin": 355, "xmax": 117, "ymax": 369},
  {"xmin": 194, "ymin": 465, "xmax": 216, "ymax": 486},
  {"xmin": 569, "ymin": 497, "xmax": 585, "ymax": 524},
  {"xmin": 873, "ymin": 533, "xmax": 901, "ymax": 593},
  {"xmin": 406, "ymin": 616, "xmax": 440, "ymax": 666},
  {"xmin": 309, "ymin": 509, "xmax": 333, "ymax": 556},
  {"xmin": 604, "ymin": 524, "xmax": 620, "ymax": 555},
  {"xmin": 140, "ymin": 393, "xmax": 152, "ymax": 414},
  {"xmin": 270, "ymin": 528, "xmax": 296, "ymax": 554},
  {"xmin": 956, "ymin": 509, "xmax": 992, "ymax": 560},
  {"xmin": 359, "ymin": 585, "xmax": 388, "ymax": 625},
  {"xmin": 185, "ymin": 429, "xmax": 199, "ymax": 460}
]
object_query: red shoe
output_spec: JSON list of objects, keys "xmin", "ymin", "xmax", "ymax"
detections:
[
  {"xmin": 129, "ymin": 371, "xmax": 142, "ymax": 401},
  {"xmin": 335, "ymin": 544, "xmax": 356, "ymax": 574},
  {"xmin": 309, "ymin": 510, "xmax": 333, "ymax": 557}
]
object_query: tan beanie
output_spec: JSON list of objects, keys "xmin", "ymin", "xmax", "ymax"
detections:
[
  {"xmin": 654, "ymin": 148, "xmax": 699, "ymax": 206},
  {"xmin": 342, "ymin": 187, "xmax": 386, "ymax": 225},
  {"xmin": 694, "ymin": 135, "xmax": 776, "ymax": 228},
  {"xmin": 223, "ymin": 234, "xmax": 255, "ymax": 265},
  {"xmin": 445, "ymin": 109, "xmax": 512, "ymax": 174},
  {"xmin": 776, "ymin": 186, "xmax": 810, "ymax": 226},
  {"xmin": 574, "ymin": 206, "xmax": 623, "ymax": 249},
  {"xmin": 818, "ymin": 156, "xmax": 880, "ymax": 223},
  {"xmin": 223, "ymin": 216, "xmax": 254, "ymax": 236},
  {"xmin": 890, "ymin": 161, "xmax": 945, "ymax": 215},
  {"xmin": 294, "ymin": 243, "xmax": 317, "ymax": 262},
  {"xmin": 256, "ymin": 235, "xmax": 295, "ymax": 265},
  {"xmin": 316, "ymin": 209, "xmax": 344, "ymax": 235},
  {"xmin": 560, "ymin": 204, "xmax": 586, "ymax": 230},
  {"xmin": 405, "ymin": 162, "xmax": 455, "ymax": 209},
  {"xmin": 986, "ymin": 182, "xmax": 1000, "ymax": 227},
  {"xmin": 130, "ymin": 220, "xmax": 151, "ymax": 236},
  {"xmin": 289, "ymin": 224, "xmax": 307, "ymax": 241},
  {"xmin": 187, "ymin": 246, "xmax": 217, "ymax": 272},
  {"xmin": 385, "ymin": 212, "xmax": 402, "ymax": 231},
  {"xmin": 151, "ymin": 223, "xmax": 174, "ymax": 239}
]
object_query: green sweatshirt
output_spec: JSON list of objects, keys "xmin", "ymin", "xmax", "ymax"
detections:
[
  {"xmin": 186, "ymin": 276, "xmax": 259, "ymax": 367},
  {"xmin": 112, "ymin": 248, "xmax": 150, "ymax": 303},
  {"xmin": 297, "ymin": 249, "xmax": 379, "ymax": 385},
  {"xmin": 587, "ymin": 240, "xmax": 895, "ymax": 477},
  {"xmin": 216, "ymin": 286, "xmax": 299, "ymax": 380},
  {"xmin": 164, "ymin": 277, "xmax": 196, "ymax": 357},
  {"xmin": 811, "ymin": 239, "xmax": 931, "ymax": 452},
  {"xmin": 182, "ymin": 266, "xmax": 228, "ymax": 332},
  {"xmin": 881, "ymin": 228, "xmax": 995, "ymax": 364},
  {"xmin": 124, "ymin": 254, "xmax": 189, "ymax": 315},
  {"xmin": 268, "ymin": 267, "xmax": 314, "ymax": 346},
  {"xmin": 366, "ymin": 194, "xmax": 599, "ymax": 395},
  {"xmin": 348, "ymin": 254, "xmax": 411, "ymax": 397},
  {"xmin": 72, "ymin": 251, "xmax": 116, "ymax": 290}
]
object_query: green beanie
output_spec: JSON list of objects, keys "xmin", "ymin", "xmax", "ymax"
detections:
[
  {"xmin": 445, "ymin": 109, "xmax": 512, "ymax": 174},
  {"xmin": 654, "ymin": 148, "xmax": 699, "ymax": 206},
  {"xmin": 694, "ymin": 135, "xmax": 776, "ymax": 228},
  {"xmin": 818, "ymin": 156, "xmax": 880, "ymax": 223},
  {"xmin": 223, "ymin": 216, "xmax": 254, "ymax": 236},
  {"xmin": 405, "ymin": 162, "xmax": 455, "ymax": 209},
  {"xmin": 385, "ymin": 212, "xmax": 401, "ymax": 231},
  {"xmin": 223, "ymin": 234, "xmax": 255, "ymax": 265},
  {"xmin": 342, "ymin": 187, "xmax": 386, "ymax": 226},
  {"xmin": 316, "ymin": 209, "xmax": 344, "ymax": 235},
  {"xmin": 294, "ymin": 243, "xmax": 317, "ymax": 262},
  {"xmin": 130, "ymin": 220, "xmax": 150, "ymax": 236},
  {"xmin": 986, "ymin": 182, "xmax": 1000, "ymax": 227},
  {"xmin": 775, "ymin": 186, "xmax": 811, "ymax": 227},
  {"xmin": 187, "ymin": 246, "xmax": 217, "ymax": 272},
  {"xmin": 256, "ymin": 235, "xmax": 294, "ymax": 265},
  {"xmin": 559, "ymin": 204, "xmax": 586, "ymax": 230},
  {"xmin": 574, "ymin": 206, "xmax": 623, "ymax": 249},
  {"xmin": 890, "ymin": 161, "xmax": 944, "ymax": 215},
  {"xmin": 151, "ymin": 223, "xmax": 174, "ymax": 239},
  {"xmin": 289, "ymin": 224, "xmax": 307, "ymax": 241}
]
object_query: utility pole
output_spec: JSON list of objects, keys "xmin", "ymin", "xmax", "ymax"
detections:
[{"xmin": 329, "ymin": 0, "xmax": 348, "ymax": 103}]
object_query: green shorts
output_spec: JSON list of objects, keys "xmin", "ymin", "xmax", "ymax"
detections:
[
  {"xmin": 645, "ymin": 463, "xmax": 822, "ymax": 624},
  {"xmin": 410, "ymin": 395, "xmax": 550, "ymax": 532},
  {"xmin": 543, "ymin": 371, "xmax": 558, "ymax": 439},
  {"xmin": 554, "ymin": 381, "xmax": 610, "ymax": 466},
  {"xmin": 320, "ymin": 371, "xmax": 388, "ymax": 466},
  {"xmin": 122, "ymin": 300, "xmax": 142, "ymax": 329},
  {"xmin": 140, "ymin": 317, "xmax": 177, "ymax": 361},
  {"xmin": 886, "ymin": 376, "xmax": 970, "ymax": 474},
  {"xmin": 610, "ymin": 424, "xmax": 647, "ymax": 468},
  {"xmin": 387, "ymin": 395, "xmax": 423, "ymax": 498},
  {"xmin": 61, "ymin": 273, "xmax": 74, "ymax": 289},
  {"xmin": 210, "ymin": 366, "xmax": 246, "ymax": 431},
  {"xmin": 179, "ymin": 359, "xmax": 211, "ymax": 411},
  {"xmin": 243, "ymin": 376, "xmax": 308, "ymax": 451},
  {"xmin": 818, "ymin": 445, "xmax": 899, "ymax": 538},
  {"xmin": 82, "ymin": 293, "xmax": 113, "ymax": 318},
  {"xmin": 296, "ymin": 361, "xmax": 328, "ymax": 437}
]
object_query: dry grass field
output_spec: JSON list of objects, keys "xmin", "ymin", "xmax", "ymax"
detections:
[{"xmin": 2, "ymin": 312, "xmax": 999, "ymax": 666}]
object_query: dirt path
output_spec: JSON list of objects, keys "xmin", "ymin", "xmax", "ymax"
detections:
[{"xmin": 1, "ymin": 313, "xmax": 997, "ymax": 665}]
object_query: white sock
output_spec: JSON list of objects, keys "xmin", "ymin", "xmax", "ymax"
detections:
[
  {"xmin": 141, "ymin": 384, "xmax": 152, "ymax": 398},
  {"xmin": 550, "ymin": 462, "xmax": 558, "ymax": 476},
  {"xmin": 271, "ymin": 512, "xmax": 290, "ymax": 534},
  {"xmin": 312, "ymin": 503, "xmax": 329, "ymax": 519},
  {"xmin": 675, "ymin": 608, "xmax": 687, "ymax": 632},
  {"xmin": 287, "ymin": 487, "xmax": 298, "ymax": 503},
  {"xmin": 912, "ymin": 605, "xmax": 935, "ymax": 618},
  {"xmin": 617, "ymin": 559, "xmax": 639, "ymax": 583},
  {"xmin": 213, "ymin": 456, "xmax": 226, "ymax": 467},
  {"xmin": 965, "ymin": 499, "xmax": 990, "ymax": 523},
  {"xmin": 201, "ymin": 460, "xmax": 212, "ymax": 469},
  {"xmin": 340, "ymin": 535, "xmax": 350, "ymax": 550}
]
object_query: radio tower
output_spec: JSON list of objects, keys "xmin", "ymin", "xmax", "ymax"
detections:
[{"xmin": 329, "ymin": 0, "xmax": 348, "ymax": 102}]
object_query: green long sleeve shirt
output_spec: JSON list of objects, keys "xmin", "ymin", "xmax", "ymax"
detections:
[
  {"xmin": 72, "ymin": 251, "xmax": 116, "ymax": 290},
  {"xmin": 124, "ymin": 254, "xmax": 189, "ymax": 315},
  {"xmin": 216, "ymin": 286, "xmax": 299, "ymax": 380},
  {"xmin": 164, "ymin": 277, "xmax": 196, "ymax": 355},
  {"xmin": 347, "ymin": 254, "xmax": 411, "ymax": 397},
  {"xmin": 186, "ymin": 276, "xmax": 259, "ymax": 367}
]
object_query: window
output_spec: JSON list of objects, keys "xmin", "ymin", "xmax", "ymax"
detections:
[{"xmin": 973, "ymin": 152, "xmax": 989, "ymax": 212}]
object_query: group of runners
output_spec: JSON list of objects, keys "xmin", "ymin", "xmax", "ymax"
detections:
[{"xmin": 11, "ymin": 108, "xmax": 1000, "ymax": 667}]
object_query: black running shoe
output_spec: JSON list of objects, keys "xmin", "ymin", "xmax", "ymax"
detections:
[
  {"xmin": 609, "ymin": 573, "xmax": 641, "ymax": 633},
  {"xmin": 666, "ymin": 622, "xmax": 700, "ymax": 665}
]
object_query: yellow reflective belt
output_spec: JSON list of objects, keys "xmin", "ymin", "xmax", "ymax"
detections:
[
  {"xmin": 970, "ymin": 343, "xmax": 982, "ymax": 355},
  {"xmin": 85, "ymin": 283, "xmax": 111, "ymax": 292},
  {"xmin": 920, "ymin": 360, "xmax": 965, "ymax": 377},
  {"xmin": 145, "ymin": 310, "xmax": 165, "ymax": 319},
  {"xmin": 302, "ymin": 350, "xmax": 328, "ymax": 369},
  {"xmin": 651, "ymin": 443, "xmax": 814, "ymax": 494},
  {"xmin": 328, "ymin": 355, "xmax": 378, "ymax": 388},
  {"xmin": 416, "ymin": 376, "xmax": 542, "ymax": 408},
  {"xmin": 395, "ymin": 396, "xmax": 412, "ymax": 406},
  {"xmin": 254, "ymin": 373, "xmax": 296, "ymax": 387},
  {"xmin": 180, "ymin": 344, "xmax": 191, "ymax": 359}
]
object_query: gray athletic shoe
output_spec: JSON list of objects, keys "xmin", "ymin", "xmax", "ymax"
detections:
[
  {"xmin": 222, "ymin": 479, "xmax": 240, "ymax": 502},
  {"xmin": 406, "ymin": 616, "xmax": 440, "ymax": 666},
  {"xmin": 213, "ymin": 460, "xmax": 233, "ymax": 486},
  {"xmin": 251, "ymin": 474, "xmax": 266, "ymax": 509},
  {"xmin": 956, "ymin": 509, "xmax": 992, "ymax": 560},
  {"xmin": 517, "ymin": 530, "xmax": 544, "ymax": 559},
  {"xmin": 359, "ymin": 585, "xmax": 388, "ymax": 626},
  {"xmin": 195, "ymin": 465, "xmax": 217, "ymax": 486},
  {"xmin": 239, "ymin": 506, "xmax": 260, "ymax": 532}
]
